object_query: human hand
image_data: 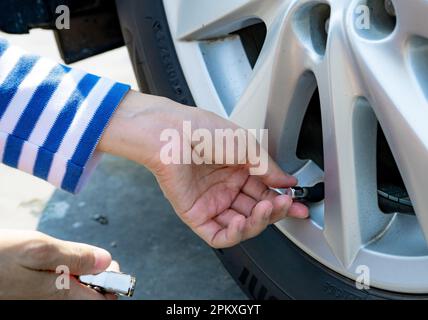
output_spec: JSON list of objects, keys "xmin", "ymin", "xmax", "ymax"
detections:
[
  {"xmin": 100, "ymin": 91, "xmax": 309, "ymax": 248},
  {"xmin": 0, "ymin": 230, "xmax": 117, "ymax": 299}
]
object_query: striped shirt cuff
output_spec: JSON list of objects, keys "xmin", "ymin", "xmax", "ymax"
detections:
[{"xmin": 0, "ymin": 39, "xmax": 130, "ymax": 193}]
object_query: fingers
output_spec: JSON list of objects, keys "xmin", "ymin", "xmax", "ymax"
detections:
[
  {"xmin": 64, "ymin": 277, "xmax": 112, "ymax": 300},
  {"xmin": 212, "ymin": 201, "xmax": 273, "ymax": 247},
  {"xmin": 242, "ymin": 200, "xmax": 273, "ymax": 239},
  {"xmin": 27, "ymin": 269, "xmax": 112, "ymax": 300},
  {"xmin": 235, "ymin": 180, "xmax": 297, "ymax": 222},
  {"xmin": 231, "ymin": 193, "xmax": 257, "ymax": 216},
  {"xmin": 231, "ymin": 192, "xmax": 292, "ymax": 223},
  {"xmin": 258, "ymin": 156, "xmax": 297, "ymax": 188},
  {"xmin": 55, "ymin": 262, "xmax": 121, "ymax": 300},
  {"xmin": 269, "ymin": 194, "xmax": 293, "ymax": 222},
  {"xmin": 107, "ymin": 260, "xmax": 121, "ymax": 272},
  {"xmin": 287, "ymin": 201, "xmax": 310, "ymax": 219},
  {"xmin": 241, "ymin": 176, "xmax": 309, "ymax": 222},
  {"xmin": 209, "ymin": 214, "xmax": 246, "ymax": 248},
  {"xmin": 21, "ymin": 235, "xmax": 112, "ymax": 275},
  {"xmin": 197, "ymin": 198, "xmax": 307, "ymax": 249},
  {"xmin": 242, "ymin": 176, "xmax": 287, "ymax": 202}
]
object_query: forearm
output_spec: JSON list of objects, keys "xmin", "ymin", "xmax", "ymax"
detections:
[{"xmin": 98, "ymin": 89, "xmax": 257, "ymax": 172}]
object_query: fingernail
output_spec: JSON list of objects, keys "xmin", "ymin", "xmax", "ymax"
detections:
[{"xmin": 93, "ymin": 248, "xmax": 112, "ymax": 273}]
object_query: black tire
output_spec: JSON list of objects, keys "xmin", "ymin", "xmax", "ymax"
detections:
[{"xmin": 115, "ymin": 0, "xmax": 427, "ymax": 300}]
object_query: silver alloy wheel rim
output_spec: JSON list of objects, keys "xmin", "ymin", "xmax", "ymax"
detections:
[{"xmin": 163, "ymin": 0, "xmax": 428, "ymax": 293}]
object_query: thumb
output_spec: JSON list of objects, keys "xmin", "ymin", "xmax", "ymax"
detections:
[
  {"xmin": 256, "ymin": 154, "xmax": 297, "ymax": 188},
  {"xmin": 23, "ymin": 236, "xmax": 112, "ymax": 275},
  {"xmin": 244, "ymin": 130, "xmax": 297, "ymax": 188},
  {"xmin": 51, "ymin": 239, "xmax": 112, "ymax": 275}
]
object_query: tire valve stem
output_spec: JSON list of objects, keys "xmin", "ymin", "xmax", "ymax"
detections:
[
  {"xmin": 285, "ymin": 182, "xmax": 324, "ymax": 202},
  {"xmin": 284, "ymin": 182, "xmax": 325, "ymax": 203}
]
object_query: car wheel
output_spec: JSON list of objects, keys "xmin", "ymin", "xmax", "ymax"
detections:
[{"xmin": 116, "ymin": 0, "xmax": 428, "ymax": 299}]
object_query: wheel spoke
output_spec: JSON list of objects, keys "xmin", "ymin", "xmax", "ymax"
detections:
[
  {"xmin": 351, "ymin": 38, "xmax": 428, "ymax": 244},
  {"xmin": 169, "ymin": 0, "xmax": 289, "ymax": 40},
  {"xmin": 230, "ymin": 5, "xmax": 315, "ymax": 172},
  {"xmin": 395, "ymin": 0, "xmax": 428, "ymax": 39},
  {"xmin": 316, "ymin": 21, "xmax": 391, "ymax": 267}
]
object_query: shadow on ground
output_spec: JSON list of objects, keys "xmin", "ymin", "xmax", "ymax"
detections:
[{"xmin": 38, "ymin": 155, "xmax": 246, "ymax": 300}]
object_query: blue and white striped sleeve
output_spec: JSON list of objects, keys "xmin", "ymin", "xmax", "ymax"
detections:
[{"xmin": 0, "ymin": 39, "xmax": 130, "ymax": 193}]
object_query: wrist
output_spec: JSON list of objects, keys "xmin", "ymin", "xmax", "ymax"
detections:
[{"xmin": 98, "ymin": 90, "xmax": 189, "ymax": 170}]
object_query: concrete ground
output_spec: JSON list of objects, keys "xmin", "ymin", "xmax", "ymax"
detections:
[{"xmin": 0, "ymin": 30, "xmax": 246, "ymax": 299}]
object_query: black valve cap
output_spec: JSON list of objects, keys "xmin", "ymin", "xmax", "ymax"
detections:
[{"xmin": 303, "ymin": 182, "xmax": 325, "ymax": 203}]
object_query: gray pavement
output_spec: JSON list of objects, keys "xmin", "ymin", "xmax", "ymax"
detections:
[{"xmin": 38, "ymin": 155, "xmax": 247, "ymax": 300}]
